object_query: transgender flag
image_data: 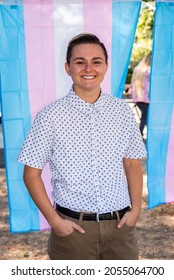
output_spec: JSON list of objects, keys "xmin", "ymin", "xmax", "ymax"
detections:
[
  {"xmin": 0, "ymin": 0, "xmax": 141, "ymax": 232},
  {"xmin": 147, "ymin": 1, "xmax": 174, "ymax": 208}
]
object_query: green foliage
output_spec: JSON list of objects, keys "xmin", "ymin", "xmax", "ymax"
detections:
[
  {"xmin": 125, "ymin": 2, "xmax": 155, "ymax": 84},
  {"xmin": 131, "ymin": 2, "xmax": 155, "ymax": 65}
]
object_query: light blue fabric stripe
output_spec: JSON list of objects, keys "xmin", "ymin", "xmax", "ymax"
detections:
[
  {"xmin": 0, "ymin": 5, "xmax": 40, "ymax": 232},
  {"xmin": 111, "ymin": 1, "xmax": 141, "ymax": 98},
  {"xmin": 147, "ymin": 2, "xmax": 174, "ymax": 208},
  {"xmin": 155, "ymin": 0, "xmax": 174, "ymax": 3}
]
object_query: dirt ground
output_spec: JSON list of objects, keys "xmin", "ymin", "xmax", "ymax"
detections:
[{"xmin": 0, "ymin": 160, "xmax": 174, "ymax": 260}]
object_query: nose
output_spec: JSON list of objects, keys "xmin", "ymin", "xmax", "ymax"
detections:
[{"xmin": 85, "ymin": 62, "xmax": 92, "ymax": 72}]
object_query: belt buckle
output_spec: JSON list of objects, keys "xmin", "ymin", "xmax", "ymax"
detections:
[{"xmin": 96, "ymin": 211, "xmax": 114, "ymax": 222}]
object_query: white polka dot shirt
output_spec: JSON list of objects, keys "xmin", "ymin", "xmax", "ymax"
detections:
[{"xmin": 18, "ymin": 88, "xmax": 147, "ymax": 214}]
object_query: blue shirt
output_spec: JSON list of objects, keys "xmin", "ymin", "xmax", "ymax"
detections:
[{"xmin": 18, "ymin": 88, "xmax": 146, "ymax": 214}]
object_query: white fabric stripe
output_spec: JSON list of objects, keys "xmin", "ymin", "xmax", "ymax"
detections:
[{"xmin": 53, "ymin": 0, "xmax": 84, "ymax": 99}]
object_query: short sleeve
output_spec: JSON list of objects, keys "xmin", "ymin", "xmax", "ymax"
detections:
[
  {"xmin": 124, "ymin": 106, "xmax": 147, "ymax": 159},
  {"xmin": 18, "ymin": 109, "xmax": 54, "ymax": 169}
]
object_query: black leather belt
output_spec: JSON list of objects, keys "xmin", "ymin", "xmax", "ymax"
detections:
[{"xmin": 56, "ymin": 204, "xmax": 130, "ymax": 222}]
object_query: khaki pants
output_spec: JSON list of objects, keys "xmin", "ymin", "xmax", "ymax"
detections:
[{"xmin": 48, "ymin": 211, "xmax": 139, "ymax": 260}]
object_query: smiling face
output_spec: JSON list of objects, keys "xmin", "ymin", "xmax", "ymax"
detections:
[{"xmin": 65, "ymin": 43, "xmax": 108, "ymax": 102}]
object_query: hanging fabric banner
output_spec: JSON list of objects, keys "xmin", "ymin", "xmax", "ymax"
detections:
[
  {"xmin": 147, "ymin": 1, "xmax": 174, "ymax": 208},
  {"xmin": 0, "ymin": 0, "xmax": 141, "ymax": 233}
]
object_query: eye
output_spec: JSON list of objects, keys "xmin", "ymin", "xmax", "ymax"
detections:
[
  {"xmin": 75, "ymin": 61, "xmax": 85, "ymax": 65},
  {"xmin": 93, "ymin": 60, "xmax": 102, "ymax": 64}
]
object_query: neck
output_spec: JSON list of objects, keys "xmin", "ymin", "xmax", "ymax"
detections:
[{"xmin": 73, "ymin": 86, "xmax": 101, "ymax": 104}]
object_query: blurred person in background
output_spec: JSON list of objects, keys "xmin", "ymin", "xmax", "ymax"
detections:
[{"xmin": 131, "ymin": 55, "xmax": 151, "ymax": 138}]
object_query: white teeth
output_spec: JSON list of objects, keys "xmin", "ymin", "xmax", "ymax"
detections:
[{"xmin": 82, "ymin": 76, "xmax": 95, "ymax": 79}]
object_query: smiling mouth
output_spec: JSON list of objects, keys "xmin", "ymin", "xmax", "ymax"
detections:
[{"xmin": 81, "ymin": 75, "xmax": 96, "ymax": 80}]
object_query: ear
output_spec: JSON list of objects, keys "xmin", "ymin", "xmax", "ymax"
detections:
[{"xmin": 65, "ymin": 62, "xmax": 71, "ymax": 76}]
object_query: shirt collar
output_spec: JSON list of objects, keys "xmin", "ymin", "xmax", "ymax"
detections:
[{"xmin": 66, "ymin": 86, "xmax": 106, "ymax": 113}]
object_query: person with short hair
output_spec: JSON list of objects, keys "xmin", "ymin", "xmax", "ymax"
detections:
[{"xmin": 18, "ymin": 33, "xmax": 146, "ymax": 260}]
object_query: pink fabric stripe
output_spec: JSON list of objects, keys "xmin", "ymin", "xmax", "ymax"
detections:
[
  {"xmin": 166, "ymin": 109, "xmax": 174, "ymax": 203},
  {"xmin": 24, "ymin": 1, "xmax": 57, "ymax": 120},
  {"xmin": 83, "ymin": 0, "xmax": 112, "ymax": 94},
  {"xmin": 24, "ymin": 1, "xmax": 56, "ymax": 230}
]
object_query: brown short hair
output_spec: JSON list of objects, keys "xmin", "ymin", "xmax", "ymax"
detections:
[{"xmin": 66, "ymin": 33, "xmax": 108, "ymax": 64}]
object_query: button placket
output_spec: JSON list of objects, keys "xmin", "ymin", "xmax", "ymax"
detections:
[{"xmin": 90, "ymin": 107, "xmax": 101, "ymax": 212}]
